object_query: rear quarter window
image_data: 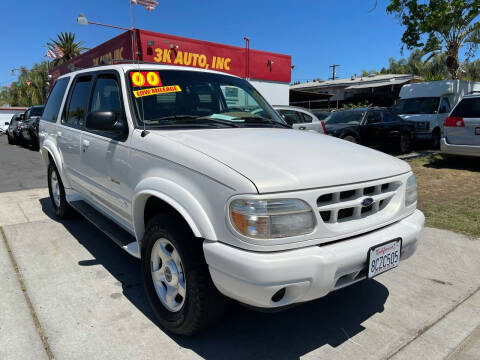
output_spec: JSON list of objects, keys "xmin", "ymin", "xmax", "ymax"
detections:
[
  {"xmin": 42, "ymin": 77, "xmax": 70, "ymax": 123},
  {"xmin": 451, "ymin": 97, "xmax": 480, "ymax": 118}
]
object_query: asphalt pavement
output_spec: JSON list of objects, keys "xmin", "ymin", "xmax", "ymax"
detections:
[
  {"xmin": 0, "ymin": 133, "xmax": 479, "ymax": 360},
  {"xmin": 0, "ymin": 135, "xmax": 46, "ymax": 192}
]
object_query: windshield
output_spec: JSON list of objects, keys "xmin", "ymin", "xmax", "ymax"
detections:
[
  {"xmin": 30, "ymin": 106, "xmax": 44, "ymax": 117},
  {"xmin": 128, "ymin": 70, "xmax": 287, "ymax": 128},
  {"xmin": 324, "ymin": 110, "xmax": 366, "ymax": 125},
  {"xmin": 392, "ymin": 97, "xmax": 440, "ymax": 115}
]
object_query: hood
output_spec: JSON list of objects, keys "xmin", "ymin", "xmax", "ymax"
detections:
[
  {"xmin": 156, "ymin": 128, "xmax": 411, "ymax": 193},
  {"xmin": 398, "ymin": 114, "xmax": 437, "ymax": 122}
]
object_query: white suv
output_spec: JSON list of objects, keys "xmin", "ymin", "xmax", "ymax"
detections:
[{"xmin": 39, "ymin": 64, "xmax": 424, "ymax": 335}]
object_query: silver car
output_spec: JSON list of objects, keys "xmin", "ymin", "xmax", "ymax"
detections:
[
  {"xmin": 441, "ymin": 95, "xmax": 480, "ymax": 157},
  {"xmin": 273, "ymin": 105, "xmax": 326, "ymax": 133}
]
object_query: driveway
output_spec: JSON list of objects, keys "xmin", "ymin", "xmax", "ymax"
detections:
[{"xmin": 0, "ymin": 134, "xmax": 479, "ymax": 359}]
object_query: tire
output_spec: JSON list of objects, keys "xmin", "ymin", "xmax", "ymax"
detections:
[
  {"xmin": 399, "ymin": 132, "xmax": 412, "ymax": 154},
  {"xmin": 141, "ymin": 214, "xmax": 227, "ymax": 335},
  {"xmin": 431, "ymin": 129, "xmax": 441, "ymax": 149},
  {"xmin": 342, "ymin": 134, "xmax": 358, "ymax": 144},
  {"xmin": 47, "ymin": 163, "xmax": 72, "ymax": 218},
  {"xmin": 8, "ymin": 135, "xmax": 14, "ymax": 145}
]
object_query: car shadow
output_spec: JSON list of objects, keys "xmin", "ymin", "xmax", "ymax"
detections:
[
  {"xmin": 422, "ymin": 154, "xmax": 480, "ymax": 172},
  {"xmin": 39, "ymin": 197, "xmax": 390, "ymax": 359}
]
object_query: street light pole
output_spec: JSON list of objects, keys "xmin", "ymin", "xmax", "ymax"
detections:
[{"xmin": 77, "ymin": 13, "xmax": 135, "ymax": 62}]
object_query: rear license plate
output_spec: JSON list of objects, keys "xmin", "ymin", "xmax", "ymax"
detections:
[
  {"xmin": 367, "ymin": 239, "xmax": 402, "ymax": 278},
  {"xmin": 475, "ymin": 127, "xmax": 480, "ymax": 135}
]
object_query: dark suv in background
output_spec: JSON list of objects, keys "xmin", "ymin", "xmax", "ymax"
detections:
[{"xmin": 21, "ymin": 105, "xmax": 44, "ymax": 149}]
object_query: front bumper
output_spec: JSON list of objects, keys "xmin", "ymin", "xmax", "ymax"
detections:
[
  {"xmin": 441, "ymin": 138, "xmax": 480, "ymax": 158},
  {"xmin": 414, "ymin": 131, "xmax": 432, "ymax": 141},
  {"xmin": 204, "ymin": 210, "xmax": 424, "ymax": 308}
]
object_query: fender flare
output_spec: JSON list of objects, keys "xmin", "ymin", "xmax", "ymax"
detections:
[
  {"xmin": 41, "ymin": 140, "xmax": 71, "ymax": 188},
  {"xmin": 132, "ymin": 177, "xmax": 217, "ymax": 246}
]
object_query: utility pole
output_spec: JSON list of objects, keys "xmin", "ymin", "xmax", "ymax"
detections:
[{"xmin": 329, "ymin": 64, "xmax": 340, "ymax": 80}]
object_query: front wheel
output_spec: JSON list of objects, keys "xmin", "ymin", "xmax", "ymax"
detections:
[
  {"xmin": 141, "ymin": 214, "xmax": 227, "ymax": 335},
  {"xmin": 431, "ymin": 129, "xmax": 441, "ymax": 149},
  {"xmin": 399, "ymin": 132, "xmax": 412, "ymax": 154}
]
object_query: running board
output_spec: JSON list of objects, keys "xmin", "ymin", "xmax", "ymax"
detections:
[{"xmin": 69, "ymin": 200, "xmax": 140, "ymax": 258}]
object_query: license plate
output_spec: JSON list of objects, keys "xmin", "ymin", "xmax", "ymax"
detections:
[
  {"xmin": 475, "ymin": 127, "xmax": 480, "ymax": 135},
  {"xmin": 367, "ymin": 239, "xmax": 402, "ymax": 278}
]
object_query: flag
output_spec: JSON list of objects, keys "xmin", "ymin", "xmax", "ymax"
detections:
[
  {"xmin": 131, "ymin": 0, "xmax": 158, "ymax": 11},
  {"xmin": 47, "ymin": 45, "xmax": 64, "ymax": 59}
]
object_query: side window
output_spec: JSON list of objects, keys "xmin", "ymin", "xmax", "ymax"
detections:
[
  {"xmin": 279, "ymin": 110, "xmax": 302, "ymax": 125},
  {"xmin": 90, "ymin": 75, "xmax": 122, "ymax": 119},
  {"xmin": 382, "ymin": 111, "xmax": 396, "ymax": 123},
  {"xmin": 42, "ymin": 77, "xmax": 70, "ymax": 123},
  {"xmin": 439, "ymin": 97, "xmax": 451, "ymax": 113},
  {"xmin": 301, "ymin": 113, "xmax": 313, "ymax": 123},
  {"xmin": 366, "ymin": 111, "xmax": 381, "ymax": 124},
  {"xmin": 63, "ymin": 75, "xmax": 92, "ymax": 127}
]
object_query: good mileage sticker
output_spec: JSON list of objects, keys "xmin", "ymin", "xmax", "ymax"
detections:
[{"xmin": 133, "ymin": 85, "xmax": 182, "ymax": 98}]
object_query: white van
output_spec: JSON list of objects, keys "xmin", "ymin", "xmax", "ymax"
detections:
[{"xmin": 393, "ymin": 80, "xmax": 480, "ymax": 148}]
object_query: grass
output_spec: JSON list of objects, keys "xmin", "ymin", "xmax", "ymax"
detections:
[{"xmin": 406, "ymin": 154, "xmax": 480, "ymax": 238}]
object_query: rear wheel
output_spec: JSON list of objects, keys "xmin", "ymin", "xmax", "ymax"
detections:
[
  {"xmin": 399, "ymin": 132, "xmax": 412, "ymax": 154},
  {"xmin": 141, "ymin": 214, "xmax": 227, "ymax": 335},
  {"xmin": 8, "ymin": 135, "xmax": 14, "ymax": 144},
  {"xmin": 342, "ymin": 135, "xmax": 358, "ymax": 144},
  {"xmin": 48, "ymin": 163, "xmax": 73, "ymax": 218}
]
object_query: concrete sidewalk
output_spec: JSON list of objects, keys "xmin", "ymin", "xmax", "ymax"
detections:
[{"xmin": 0, "ymin": 188, "xmax": 479, "ymax": 360}]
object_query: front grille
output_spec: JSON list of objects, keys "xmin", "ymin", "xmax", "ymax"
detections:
[{"xmin": 317, "ymin": 181, "xmax": 400, "ymax": 224}]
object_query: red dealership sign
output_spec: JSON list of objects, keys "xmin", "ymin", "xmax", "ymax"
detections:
[{"xmin": 50, "ymin": 29, "xmax": 291, "ymax": 84}]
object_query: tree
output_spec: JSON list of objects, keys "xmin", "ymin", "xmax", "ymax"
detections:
[
  {"xmin": 0, "ymin": 62, "xmax": 49, "ymax": 106},
  {"xmin": 47, "ymin": 32, "xmax": 87, "ymax": 66},
  {"xmin": 387, "ymin": 0, "xmax": 480, "ymax": 79}
]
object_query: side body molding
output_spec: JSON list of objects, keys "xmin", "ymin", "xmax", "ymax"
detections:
[
  {"xmin": 41, "ymin": 140, "xmax": 71, "ymax": 189},
  {"xmin": 132, "ymin": 177, "xmax": 217, "ymax": 247}
]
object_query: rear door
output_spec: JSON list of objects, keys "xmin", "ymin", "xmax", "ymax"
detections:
[
  {"xmin": 447, "ymin": 97, "xmax": 480, "ymax": 146},
  {"xmin": 57, "ymin": 74, "xmax": 93, "ymax": 187},
  {"xmin": 278, "ymin": 109, "xmax": 303, "ymax": 128},
  {"xmin": 298, "ymin": 111, "xmax": 324, "ymax": 133}
]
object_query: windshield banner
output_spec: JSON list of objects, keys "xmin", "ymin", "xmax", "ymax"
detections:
[{"xmin": 133, "ymin": 85, "xmax": 182, "ymax": 98}]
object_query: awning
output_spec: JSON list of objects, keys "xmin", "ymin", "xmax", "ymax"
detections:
[
  {"xmin": 345, "ymin": 78, "xmax": 411, "ymax": 90},
  {"xmin": 289, "ymin": 89, "xmax": 332, "ymax": 102}
]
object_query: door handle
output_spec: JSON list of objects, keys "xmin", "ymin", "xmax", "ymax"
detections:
[
  {"xmin": 57, "ymin": 131, "xmax": 62, "ymax": 137},
  {"xmin": 299, "ymin": 126, "xmax": 306, "ymax": 130},
  {"xmin": 82, "ymin": 139, "xmax": 90, "ymax": 152}
]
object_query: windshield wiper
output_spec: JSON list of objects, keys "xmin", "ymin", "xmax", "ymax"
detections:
[
  {"xmin": 149, "ymin": 115, "xmax": 199, "ymax": 122},
  {"xmin": 233, "ymin": 115, "xmax": 291, "ymax": 128},
  {"xmin": 146, "ymin": 115, "xmax": 240, "ymax": 128}
]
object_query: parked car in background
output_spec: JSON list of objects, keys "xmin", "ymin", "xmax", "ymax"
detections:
[
  {"xmin": 393, "ymin": 80, "xmax": 480, "ymax": 148},
  {"xmin": 7, "ymin": 114, "xmax": 22, "ymax": 144},
  {"xmin": 323, "ymin": 107, "xmax": 415, "ymax": 154},
  {"xmin": 311, "ymin": 109, "xmax": 330, "ymax": 120},
  {"xmin": 21, "ymin": 105, "xmax": 44, "ymax": 149},
  {"xmin": 273, "ymin": 105, "xmax": 326, "ymax": 133},
  {"xmin": 441, "ymin": 95, "xmax": 480, "ymax": 158}
]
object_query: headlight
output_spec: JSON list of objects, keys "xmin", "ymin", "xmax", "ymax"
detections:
[
  {"xmin": 229, "ymin": 198, "xmax": 316, "ymax": 239},
  {"xmin": 405, "ymin": 174, "xmax": 417, "ymax": 207}
]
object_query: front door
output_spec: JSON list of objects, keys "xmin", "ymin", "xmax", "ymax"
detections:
[{"xmin": 78, "ymin": 71, "xmax": 133, "ymax": 225}]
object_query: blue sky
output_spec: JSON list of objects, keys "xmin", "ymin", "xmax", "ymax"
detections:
[{"xmin": 1, "ymin": 0, "xmax": 411, "ymax": 86}]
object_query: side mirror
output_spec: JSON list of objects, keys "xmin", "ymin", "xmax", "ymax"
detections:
[
  {"xmin": 5, "ymin": 122, "xmax": 9, "ymax": 126},
  {"xmin": 85, "ymin": 111, "xmax": 124, "ymax": 133}
]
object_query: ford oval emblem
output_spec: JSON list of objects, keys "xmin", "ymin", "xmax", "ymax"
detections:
[{"xmin": 361, "ymin": 197, "xmax": 374, "ymax": 207}]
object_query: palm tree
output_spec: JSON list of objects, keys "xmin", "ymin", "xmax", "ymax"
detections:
[{"xmin": 47, "ymin": 32, "xmax": 87, "ymax": 66}]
